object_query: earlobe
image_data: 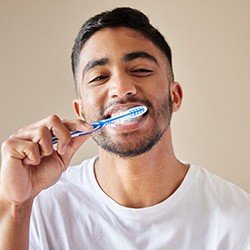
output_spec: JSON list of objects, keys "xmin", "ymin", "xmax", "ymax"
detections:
[
  {"xmin": 73, "ymin": 99, "xmax": 84, "ymax": 120},
  {"xmin": 170, "ymin": 82, "xmax": 183, "ymax": 112}
]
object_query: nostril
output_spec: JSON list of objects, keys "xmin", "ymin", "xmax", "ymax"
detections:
[{"xmin": 108, "ymin": 81, "xmax": 137, "ymax": 99}]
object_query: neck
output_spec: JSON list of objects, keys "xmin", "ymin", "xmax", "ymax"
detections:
[{"xmin": 94, "ymin": 130, "xmax": 188, "ymax": 208}]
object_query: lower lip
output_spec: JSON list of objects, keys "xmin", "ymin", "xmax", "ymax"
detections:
[{"xmin": 108, "ymin": 114, "xmax": 147, "ymax": 131}]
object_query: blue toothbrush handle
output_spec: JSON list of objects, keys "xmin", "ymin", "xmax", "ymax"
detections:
[
  {"xmin": 51, "ymin": 105, "xmax": 147, "ymax": 145},
  {"xmin": 52, "ymin": 123, "xmax": 103, "ymax": 145}
]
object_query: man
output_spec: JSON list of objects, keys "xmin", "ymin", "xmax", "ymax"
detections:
[{"xmin": 0, "ymin": 7, "xmax": 250, "ymax": 250}]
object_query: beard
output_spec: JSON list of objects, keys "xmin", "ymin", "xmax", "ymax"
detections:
[{"xmin": 90, "ymin": 93, "xmax": 173, "ymax": 158}]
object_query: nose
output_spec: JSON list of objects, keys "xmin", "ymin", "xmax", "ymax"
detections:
[{"xmin": 108, "ymin": 73, "xmax": 137, "ymax": 99}]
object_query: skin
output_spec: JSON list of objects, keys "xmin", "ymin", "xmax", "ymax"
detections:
[
  {"xmin": 73, "ymin": 27, "xmax": 188, "ymax": 207},
  {"xmin": 0, "ymin": 117, "xmax": 93, "ymax": 249},
  {"xmin": 0, "ymin": 27, "xmax": 188, "ymax": 249}
]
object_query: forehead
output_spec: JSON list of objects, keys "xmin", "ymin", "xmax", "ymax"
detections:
[{"xmin": 78, "ymin": 27, "xmax": 167, "ymax": 67}]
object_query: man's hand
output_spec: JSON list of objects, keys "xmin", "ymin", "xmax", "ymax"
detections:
[{"xmin": 0, "ymin": 114, "xmax": 92, "ymax": 205}]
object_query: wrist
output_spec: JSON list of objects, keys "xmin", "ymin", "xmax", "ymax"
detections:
[{"xmin": 0, "ymin": 190, "xmax": 34, "ymax": 220}]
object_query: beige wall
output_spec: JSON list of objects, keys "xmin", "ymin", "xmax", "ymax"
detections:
[{"xmin": 1, "ymin": 0, "xmax": 249, "ymax": 192}]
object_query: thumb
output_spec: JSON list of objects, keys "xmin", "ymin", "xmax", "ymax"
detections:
[
  {"xmin": 57, "ymin": 120, "xmax": 94, "ymax": 166},
  {"xmin": 59, "ymin": 132, "xmax": 92, "ymax": 167}
]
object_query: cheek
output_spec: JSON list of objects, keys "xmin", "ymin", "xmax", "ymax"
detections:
[
  {"xmin": 150, "ymin": 79, "xmax": 170, "ymax": 102},
  {"xmin": 80, "ymin": 88, "xmax": 106, "ymax": 121}
]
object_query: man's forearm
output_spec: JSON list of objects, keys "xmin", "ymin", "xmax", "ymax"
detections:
[{"xmin": 0, "ymin": 195, "xmax": 33, "ymax": 250}]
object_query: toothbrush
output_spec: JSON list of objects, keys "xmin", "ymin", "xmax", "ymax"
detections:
[{"xmin": 52, "ymin": 106, "xmax": 147, "ymax": 144}]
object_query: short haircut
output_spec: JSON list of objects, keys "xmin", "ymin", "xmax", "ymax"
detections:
[{"xmin": 71, "ymin": 7, "xmax": 174, "ymax": 93}]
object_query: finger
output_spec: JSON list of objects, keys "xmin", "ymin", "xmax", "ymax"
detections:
[
  {"xmin": 2, "ymin": 138, "xmax": 41, "ymax": 166},
  {"xmin": 10, "ymin": 125, "xmax": 54, "ymax": 158},
  {"xmin": 44, "ymin": 115, "xmax": 72, "ymax": 155},
  {"xmin": 59, "ymin": 130, "xmax": 92, "ymax": 166},
  {"xmin": 62, "ymin": 119, "xmax": 93, "ymax": 133},
  {"xmin": 33, "ymin": 127, "xmax": 54, "ymax": 157},
  {"xmin": 55, "ymin": 119, "xmax": 93, "ymax": 157},
  {"xmin": 13, "ymin": 115, "xmax": 72, "ymax": 156}
]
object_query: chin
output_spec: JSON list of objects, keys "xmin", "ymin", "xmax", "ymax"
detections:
[{"xmin": 93, "ymin": 127, "xmax": 165, "ymax": 158}]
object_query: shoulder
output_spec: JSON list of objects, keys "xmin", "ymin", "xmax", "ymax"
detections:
[
  {"xmin": 191, "ymin": 165, "xmax": 250, "ymax": 222},
  {"xmin": 193, "ymin": 165, "xmax": 250, "ymax": 204},
  {"xmin": 184, "ymin": 164, "xmax": 250, "ymax": 212},
  {"xmin": 189, "ymin": 165, "xmax": 250, "ymax": 243}
]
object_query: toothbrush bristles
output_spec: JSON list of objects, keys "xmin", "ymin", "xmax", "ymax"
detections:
[{"xmin": 109, "ymin": 106, "xmax": 147, "ymax": 125}]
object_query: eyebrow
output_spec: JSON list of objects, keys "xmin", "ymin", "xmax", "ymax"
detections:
[
  {"xmin": 83, "ymin": 58, "xmax": 109, "ymax": 74},
  {"xmin": 123, "ymin": 51, "xmax": 159, "ymax": 66},
  {"xmin": 83, "ymin": 51, "xmax": 159, "ymax": 76}
]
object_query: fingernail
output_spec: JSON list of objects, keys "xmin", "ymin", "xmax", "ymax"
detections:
[
  {"xmin": 85, "ymin": 123, "xmax": 94, "ymax": 129},
  {"xmin": 59, "ymin": 145, "xmax": 67, "ymax": 155}
]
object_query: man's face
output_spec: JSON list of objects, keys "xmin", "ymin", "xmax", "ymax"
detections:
[{"xmin": 74, "ymin": 27, "xmax": 175, "ymax": 157}]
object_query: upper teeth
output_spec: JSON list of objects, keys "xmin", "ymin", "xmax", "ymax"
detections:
[
  {"xmin": 116, "ymin": 116, "xmax": 141, "ymax": 124},
  {"xmin": 111, "ymin": 111, "xmax": 125, "ymax": 118},
  {"xmin": 112, "ymin": 112, "xmax": 143, "ymax": 124}
]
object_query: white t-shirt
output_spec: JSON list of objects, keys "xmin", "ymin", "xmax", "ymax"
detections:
[{"xmin": 30, "ymin": 157, "xmax": 250, "ymax": 250}]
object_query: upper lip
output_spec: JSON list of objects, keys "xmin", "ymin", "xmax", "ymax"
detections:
[{"xmin": 104, "ymin": 104, "xmax": 144, "ymax": 119}]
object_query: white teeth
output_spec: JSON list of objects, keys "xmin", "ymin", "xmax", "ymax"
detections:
[
  {"xmin": 118, "ymin": 116, "xmax": 141, "ymax": 124},
  {"xmin": 112, "ymin": 113, "xmax": 143, "ymax": 125},
  {"xmin": 111, "ymin": 111, "xmax": 124, "ymax": 119}
]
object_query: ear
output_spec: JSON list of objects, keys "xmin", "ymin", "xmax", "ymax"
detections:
[
  {"xmin": 73, "ymin": 99, "xmax": 84, "ymax": 120},
  {"xmin": 170, "ymin": 82, "xmax": 183, "ymax": 113}
]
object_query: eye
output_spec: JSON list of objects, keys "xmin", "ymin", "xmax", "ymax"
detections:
[
  {"xmin": 130, "ymin": 68, "xmax": 153, "ymax": 76},
  {"xmin": 89, "ymin": 75, "xmax": 109, "ymax": 84}
]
